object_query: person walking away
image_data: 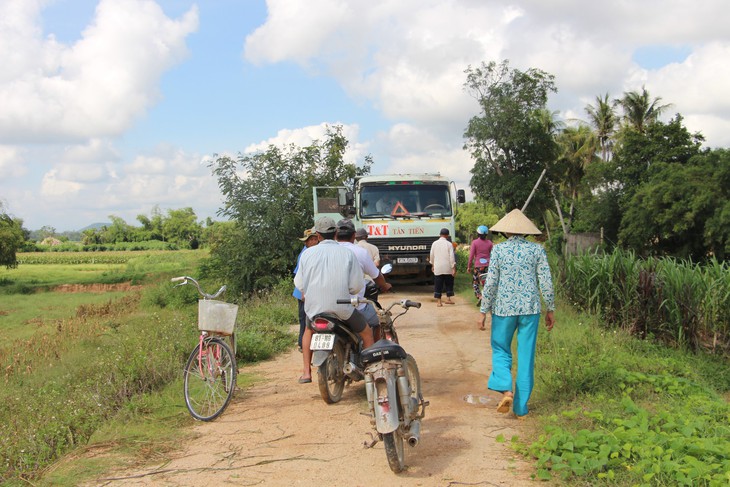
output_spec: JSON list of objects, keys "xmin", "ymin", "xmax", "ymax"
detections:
[
  {"xmin": 467, "ymin": 225, "xmax": 493, "ymax": 330},
  {"xmin": 429, "ymin": 228, "xmax": 456, "ymax": 306},
  {"xmin": 355, "ymin": 227, "xmax": 380, "ymax": 271},
  {"xmin": 337, "ymin": 220, "xmax": 392, "ymax": 340},
  {"xmin": 480, "ymin": 209, "xmax": 555, "ymax": 418},
  {"xmin": 293, "ymin": 226, "xmax": 318, "ymax": 351},
  {"xmin": 294, "ymin": 217, "xmax": 371, "ymax": 384}
]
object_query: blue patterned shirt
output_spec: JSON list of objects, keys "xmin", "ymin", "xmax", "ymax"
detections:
[{"xmin": 480, "ymin": 236, "xmax": 555, "ymax": 316}]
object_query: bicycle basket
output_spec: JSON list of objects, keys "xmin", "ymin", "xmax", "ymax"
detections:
[{"xmin": 198, "ymin": 299, "xmax": 238, "ymax": 335}]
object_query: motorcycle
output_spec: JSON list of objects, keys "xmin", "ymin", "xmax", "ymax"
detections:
[
  {"xmin": 358, "ymin": 298, "xmax": 428, "ymax": 473},
  {"xmin": 308, "ymin": 265, "xmax": 393, "ymax": 404}
]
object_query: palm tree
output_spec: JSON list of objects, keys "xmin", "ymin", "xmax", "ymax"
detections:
[
  {"xmin": 617, "ymin": 86, "xmax": 671, "ymax": 134},
  {"xmin": 585, "ymin": 93, "xmax": 618, "ymax": 161},
  {"xmin": 555, "ymin": 124, "xmax": 599, "ymax": 230}
]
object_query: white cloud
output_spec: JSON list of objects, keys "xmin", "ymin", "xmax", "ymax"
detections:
[
  {"xmin": 244, "ymin": 122, "xmax": 369, "ymax": 166},
  {"xmin": 246, "ymin": 0, "xmax": 730, "ymax": 152},
  {"xmin": 0, "ymin": 145, "xmax": 26, "ymax": 179},
  {"xmin": 0, "ymin": 0, "xmax": 198, "ymax": 144},
  {"xmin": 41, "ymin": 169, "xmax": 85, "ymax": 198},
  {"xmin": 379, "ymin": 123, "xmax": 472, "ymax": 192}
]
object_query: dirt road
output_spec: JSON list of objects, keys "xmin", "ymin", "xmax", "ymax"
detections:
[{"xmin": 96, "ymin": 287, "xmax": 537, "ymax": 486}]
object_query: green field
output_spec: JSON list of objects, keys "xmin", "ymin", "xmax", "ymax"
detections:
[{"xmin": 0, "ymin": 249, "xmax": 298, "ymax": 486}]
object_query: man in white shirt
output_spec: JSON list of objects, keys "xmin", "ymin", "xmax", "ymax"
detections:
[
  {"xmin": 294, "ymin": 216, "xmax": 370, "ymax": 383},
  {"xmin": 429, "ymin": 228, "xmax": 456, "ymax": 306},
  {"xmin": 336, "ymin": 220, "xmax": 392, "ymax": 330},
  {"xmin": 355, "ymin": 227, "xmax": 380, "ymax": 271}
]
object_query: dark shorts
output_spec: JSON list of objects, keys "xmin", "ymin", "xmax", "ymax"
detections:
[{"xmin": 344, "ymin": 309, "xmax": 368, "ymax": 333}]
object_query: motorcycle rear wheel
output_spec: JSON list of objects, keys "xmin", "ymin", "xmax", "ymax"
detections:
[
  {"xmin": 383, "ymin": 430, "xmax": 406, "ymax": 473},
  {"xmin": 317, "ymin": 340, "xmax": 346, "ymax": 403}
]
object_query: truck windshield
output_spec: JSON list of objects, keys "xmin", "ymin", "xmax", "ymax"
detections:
[{"xmin": 360, "ymin": 184, "xmax": 452, "ymax": 218}]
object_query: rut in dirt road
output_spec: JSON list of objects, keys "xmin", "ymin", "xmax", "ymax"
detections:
[{"xmin": 94, "ymin": 288, "xmax": 537, "ymax": 486}]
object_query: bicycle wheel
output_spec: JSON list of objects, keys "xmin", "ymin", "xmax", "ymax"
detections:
[
  {"xmin": 317, "ymin": 339, "xmax": 346, "ymax": 404},
  {"xmin": 183, "ymin": 337, "xmax": 237, "ymax": 421}
]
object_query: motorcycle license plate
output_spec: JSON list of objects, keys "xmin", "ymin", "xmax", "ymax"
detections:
[{"xmin": 310, "ymin": 333, "xmax": 335, "ymax": 350}]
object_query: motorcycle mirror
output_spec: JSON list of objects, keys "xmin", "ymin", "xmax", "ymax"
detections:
[{"xmin": 381, "ymin": 263, "xmax": 393, "ymax": 275}]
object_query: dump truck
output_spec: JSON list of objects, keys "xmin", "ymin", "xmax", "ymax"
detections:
[{"xmin": 313, "ymin": 173, "xmax": 465, "ymax": 282}]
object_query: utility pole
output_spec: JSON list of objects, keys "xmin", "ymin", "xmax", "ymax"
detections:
[{"xmin": 521, "ymin": 168, "xmax": 547, "ymax": 212}]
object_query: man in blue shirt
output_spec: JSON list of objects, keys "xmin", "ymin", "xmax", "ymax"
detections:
[{"xmin": 293, "ymin": 226, "xmax": 318, "ymax": 351}]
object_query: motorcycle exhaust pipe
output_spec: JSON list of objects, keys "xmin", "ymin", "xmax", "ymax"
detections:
[
  {"xmin": 343, "ymin": 361, "xmax": 363, "ymax": 379},
  {"xmin": 407, "ymin": 420, "xmax": 421, "ymax": 448}
]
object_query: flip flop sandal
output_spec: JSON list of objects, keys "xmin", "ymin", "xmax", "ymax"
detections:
[
  {"xmin": 298, "ymin": 377, "xmax": 312, "ymax": 384},
  {"xmin": 496, "ymin": 395, "xmax": 513, "ymax": 413}
]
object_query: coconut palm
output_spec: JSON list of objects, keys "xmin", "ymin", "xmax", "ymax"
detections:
[
  {"xmin": 555, "ymin": 124, "xmax": 599, "ymax": 231},
  {"xmin": 585, "ymin": 93, "xmax": 618, "ymax": 161},
  {"xmin": 617, "ymin": 87, "xmax": 671, "ymax": 134}
]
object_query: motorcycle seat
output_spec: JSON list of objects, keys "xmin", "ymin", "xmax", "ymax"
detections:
[{"xmin": 361, "ymin": 338, "xmax": 407, "ymax": 365}]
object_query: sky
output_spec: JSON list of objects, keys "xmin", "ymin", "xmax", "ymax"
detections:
[{"xmin": 1, "ymin": 0, "xmax": 729, "ymax": 232}]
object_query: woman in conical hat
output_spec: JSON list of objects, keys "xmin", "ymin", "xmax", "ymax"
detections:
[{"xmin": 479, "ymin": 209, "xmax": 555, "ymax": 418}]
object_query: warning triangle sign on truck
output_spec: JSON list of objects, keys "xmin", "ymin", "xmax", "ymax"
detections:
[{"xmin": 391, "ymin": 201, "xmax": 409, "ymax": 216}]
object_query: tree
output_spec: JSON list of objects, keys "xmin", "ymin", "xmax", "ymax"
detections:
[
  {"xmin": 102, "ymin": 215, "xmax": 133, "ymax": 243},
  {"xmin": 619, "ymin": 149, "xmax": 729, "ymax": 260},
  {"xmin": 162, "ymin": 207, "xmax": 202, "ymax": 248},
  {"xmin": 136, "ymin": 205, "xmax": 164, "ymax": 241},
  {"xmin": 554, "ymin": 124, "xmax": 599, "ymax": 231},
  {"xmin": 585, "ymin": 93, "xmax": 618, "ymax": 161},
  {"xmin": 463, "ymin": 60, "xmax": 559, "ymax": 221},
  {"xmin": 208, "ymin": 125, "xmax": 372, "ymax": 294},
  {"xmin": 455, "ymin": 201, "xmax": 502, "ymax": 243},
  {"xmin": 617, "ymin": 86, "xmax": 671, "ymax": 134},
  {"xmin": 0, "ymin": 204, "xmax": 26, "ymax": 269}
]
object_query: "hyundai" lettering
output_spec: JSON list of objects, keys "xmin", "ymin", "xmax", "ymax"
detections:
[{"xmin": 387, "ymin": 245, "xmax": 428, "ymax": 251}]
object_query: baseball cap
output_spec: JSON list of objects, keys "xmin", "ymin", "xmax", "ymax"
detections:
[
  {"xmin": 355, "ymin": 228, "xmax": 368, "ymax": 239},
  {"xmin": 314, "ymin": 216, "xmax": 337, "ymax": 234},
  {"xmin": 336, "ymin": 218, "xmax": 356, "ymax": 234}
]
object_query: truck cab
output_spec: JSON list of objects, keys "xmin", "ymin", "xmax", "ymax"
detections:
[{"xmin": 313, "ymin": 173, "xmax": 465, "ymax": 282}]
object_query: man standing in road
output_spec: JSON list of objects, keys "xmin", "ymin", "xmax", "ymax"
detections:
[
  {"xmin": 294, "ymin": 216, "xmax": 372, "ymax": 384},
  {"xmin": 355, "ymin": 227, "xmax": 380, "ymax": 270},
  {"xmin": 429, "ymin": 228, "xmax": 456, "ymax": 306}
]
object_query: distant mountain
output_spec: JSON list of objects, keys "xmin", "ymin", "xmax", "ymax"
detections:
[{"xmin": 78, "ymin": 222, "xmax": 111, "ymax": 232}]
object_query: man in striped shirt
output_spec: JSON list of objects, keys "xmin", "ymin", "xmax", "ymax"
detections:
[{"xmin": 294, "ymin": 216, "xmax": 374, "ymax": 384}]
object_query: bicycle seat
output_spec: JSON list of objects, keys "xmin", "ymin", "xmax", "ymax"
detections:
[{"xmin": 361, "ymin": 338, "xmax": 407, "ymax": 365}]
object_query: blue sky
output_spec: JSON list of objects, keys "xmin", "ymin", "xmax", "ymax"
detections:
[{"xmin": 1, "ymin": 0, "xmax": 729, "ymax": 231}]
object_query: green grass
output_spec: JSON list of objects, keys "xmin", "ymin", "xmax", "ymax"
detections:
[
  {"xmin": 0, "ymin": 291, "xmax": 132, "ymax": 342},
  {"xmin": 525, "ymin": 303, "xmax": 730, "ymax": 485},
  {"xmin": 0, "ymin": 250, "xmax": 297, "ymax": 485}
]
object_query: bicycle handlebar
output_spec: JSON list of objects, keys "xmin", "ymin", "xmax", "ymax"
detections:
[{"xmin": 171, "ymin": 276, "xmax": 226, "ymax": 300}]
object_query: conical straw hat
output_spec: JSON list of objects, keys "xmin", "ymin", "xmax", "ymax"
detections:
[{"xmin": 490, "ymin": 209, "xmax": 542, "ymax": 235}]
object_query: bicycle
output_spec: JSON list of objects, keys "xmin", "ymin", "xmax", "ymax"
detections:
[{"xmin": 172, "ymin": 276, "xmax": 238, "ymax": 421}]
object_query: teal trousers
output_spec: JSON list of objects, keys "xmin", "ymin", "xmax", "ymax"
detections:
[{"xmin": 487, "ymin": 313, "xmax": 540, "ymax": 416}]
